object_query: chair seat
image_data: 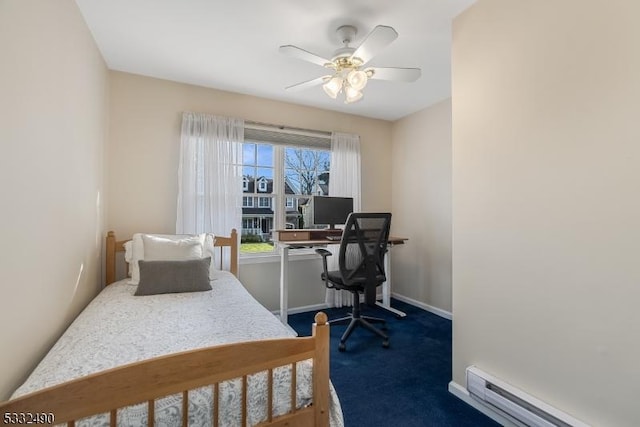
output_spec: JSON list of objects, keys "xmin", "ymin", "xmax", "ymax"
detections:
[{"xmin": 322, "ymin": 270, "xmax": 386, "ymax": 291}]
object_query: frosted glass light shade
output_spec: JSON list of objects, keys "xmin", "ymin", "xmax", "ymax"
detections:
[
  {"xmin": 323, "ymin": 76, "xmax": 343, "ymax": 99},
  {"xmin": 344, "ymin": 86, "xmax": 363, "ymax": 104},
  {"xmin": 347, "ymin": 69, "xmax": 368, "ymax": 91}
]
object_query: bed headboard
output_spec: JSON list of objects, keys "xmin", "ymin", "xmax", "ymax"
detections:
[{"xmin": 105, "ymin": 230, "xmax": 239, "ymax": 285}]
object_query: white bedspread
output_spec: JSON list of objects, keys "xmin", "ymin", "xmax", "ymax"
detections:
[{"xmin": 12, "ymin": 271, "xmax": 343, "ymax": 427}]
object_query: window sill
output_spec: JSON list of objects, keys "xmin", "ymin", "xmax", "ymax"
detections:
[{"xmin": 239, "ymin": 249, "xmax": 320, "ymax": 265}]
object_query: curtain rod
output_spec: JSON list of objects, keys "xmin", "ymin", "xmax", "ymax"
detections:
[{"xmin": 245, "ymin": 120, "xmax": 332, "ymax": 140}]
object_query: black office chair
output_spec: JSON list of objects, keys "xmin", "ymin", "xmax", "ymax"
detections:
[{"xmin": 316, "ymin": 212, "xmax": 392, "ymax": 351}]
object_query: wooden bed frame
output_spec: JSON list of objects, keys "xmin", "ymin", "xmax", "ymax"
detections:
[{"xmin": 1, "ymin": 230, "xmax": 331, "ymax": 427}]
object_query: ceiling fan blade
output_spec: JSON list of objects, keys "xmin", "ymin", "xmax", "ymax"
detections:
[
  {"xmin": 279, "ymin": 45, "xmax": 332, "ymax": 68},
  {"xmin": 366, "ymin": 67, "xmax": 421, "ymax": 82},
  {"xmin": 350, "ymin": 25, "xmax": 398, "ymax": 65},
  {"xmin": 285, "ymin": 75, "xmax": 331, "ymax": 92}
]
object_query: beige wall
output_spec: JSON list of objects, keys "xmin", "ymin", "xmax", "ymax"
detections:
[
  {"xmin": 391, "ymin": 99, "xmax": 452, "ymax": 313},
  {"xmin": 0, "ymin": 0, "xmax": 108, "ymax": 399},
  {"xmin": 107, "ymin": 71, "xmax": 393, "ymax": 308},
  {"xmin": 452, "ymin": 1, "xmax": 640, "ymax": 425}
]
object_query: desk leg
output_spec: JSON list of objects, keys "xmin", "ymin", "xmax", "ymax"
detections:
[
  {"xmin": 375, "ymin": 247, "xmax": 407, "ymax": 318},
  {"xmin": 280, "ymin": 245, "xmax": 289, "ymax": 325}
]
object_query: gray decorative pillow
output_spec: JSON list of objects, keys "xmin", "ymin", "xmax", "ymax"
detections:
[{"xmin": 135, "ymin": 257, "xmax": 212, "ymax": 296}]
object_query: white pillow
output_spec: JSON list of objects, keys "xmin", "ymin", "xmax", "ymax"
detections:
[
  {"xmin": 203, "ymin": 233, "xmax": 217, "ymax": 268},
  {"xmin": 142, "ymin": 235, "xmax": 202, "ymax": 260},
  {"xmin": 124, "ymin": 240, "xmax": 133, "ymax": 276},
  {"xmin": 126, "ymin": 233, "xmax": 216, "ymax": 285}
]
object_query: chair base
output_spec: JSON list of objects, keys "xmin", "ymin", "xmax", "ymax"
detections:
[{"xmin": 331, "ymin": 312, "xmax": 390, "ymax": 352}]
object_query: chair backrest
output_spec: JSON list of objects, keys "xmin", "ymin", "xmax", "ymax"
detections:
[{"xmin": 338, "ymin": 213, "xmax": 392, "ymax": 287}]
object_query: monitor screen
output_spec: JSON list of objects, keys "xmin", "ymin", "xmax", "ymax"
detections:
[{"xmin": 313, "ymin": 196, "xmax": 354, "ymax": 229}]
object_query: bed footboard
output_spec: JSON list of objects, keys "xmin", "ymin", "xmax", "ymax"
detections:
[{"xmin": 1, "ymin": 313, "xmax": 330, "ymax": 427}]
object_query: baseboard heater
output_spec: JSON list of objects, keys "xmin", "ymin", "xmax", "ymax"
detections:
[{"xmin": 466, "ymin": 366, "xmax": 589, "ymax": 427}]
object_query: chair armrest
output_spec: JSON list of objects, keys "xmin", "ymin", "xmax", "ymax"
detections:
[
  {"xmin": 315, "ymin": 248, "xmax": 332, "ymax": 286},
  {"xmin": 315, "ymin": 248, "xmax": 332, "ymax": 258}
]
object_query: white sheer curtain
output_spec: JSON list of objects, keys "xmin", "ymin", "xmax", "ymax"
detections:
[
  {"xmin": 176, "ymin": 112, "xmax": 243, "ymax": 249},
  {"xmin": 325, "ymin": 132, "xmax": 362, "ymax": 308}
]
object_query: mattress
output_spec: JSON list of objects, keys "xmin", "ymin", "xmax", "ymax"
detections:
[{"xmin": 12, "ymin": 271, "xmax": 343, "ymax": 426}]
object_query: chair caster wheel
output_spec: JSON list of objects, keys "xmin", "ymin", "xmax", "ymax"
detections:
[
  {"xmin": 382, "ymin": 340, "xmax": 390, "ymax": 348},
  {"xmin": 338, "ymin": 343, "xmax": 346, "ymax": 352}
]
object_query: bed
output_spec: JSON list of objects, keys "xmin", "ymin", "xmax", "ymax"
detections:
[{"xmin": 1, "ymin": 230, "xmax": 343, "ymax": 427}]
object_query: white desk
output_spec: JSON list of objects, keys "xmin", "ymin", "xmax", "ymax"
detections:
[{"xmin": 276, "ymin": 231, "xmax": 408, "ymax": 325}]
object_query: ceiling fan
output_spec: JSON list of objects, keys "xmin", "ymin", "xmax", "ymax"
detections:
[{"xmin": 279, "ymin": 24, "xmax": 421, "ymax": 104}]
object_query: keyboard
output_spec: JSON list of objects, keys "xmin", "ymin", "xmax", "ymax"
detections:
[{"xmin": 325, "ymin": 235, "xmax": 341, "ymax": 241}]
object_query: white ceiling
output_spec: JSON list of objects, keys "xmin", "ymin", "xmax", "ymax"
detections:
[{"xmin": 75, "ymin": 0, "xmax": 475, "ymax": 121}]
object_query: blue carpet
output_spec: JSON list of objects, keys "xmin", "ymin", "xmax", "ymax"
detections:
[{"xmin": 288, "ymin": 299, "xmax": 501, "ymax": 427}]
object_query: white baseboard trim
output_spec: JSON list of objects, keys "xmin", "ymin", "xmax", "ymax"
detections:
[
  {"xmin": 275, "ymin": 295, "xmax": 452, "ymax": 321},
  {"xmin": 391, "ymin": 293, "xmax": 453, "ymax": 320},
  {"xmin": 448, "ymin": 381, "xmax": 524, "ymax": 427},
  {"xmin": 272, "ymin": 303, "xmax": 329, "ymax": 316}
]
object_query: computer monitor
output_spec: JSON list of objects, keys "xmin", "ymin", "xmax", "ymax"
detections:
[{"xmin": 313, "ymin": 196, "xmax": 354, "ymax": 229}]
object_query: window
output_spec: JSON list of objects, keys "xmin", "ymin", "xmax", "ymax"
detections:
[
  {"xmin": 284, "ymin": 146, "xmax": 330, "ymax": 232},
  {"xmin": 257, "ymin": 177, "xmax": 268, "ymax": 192},
  {"xmin": 241, "ymin": 141, "xmax": 330, "ymax": 255},
  {"xmin": 242, "ymin": 218, "xmax": 257, "ymax": 230}
]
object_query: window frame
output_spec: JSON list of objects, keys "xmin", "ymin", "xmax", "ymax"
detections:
[{"xmin": 241, "ymin": 138, "xmax": 331, "ymax": 258}]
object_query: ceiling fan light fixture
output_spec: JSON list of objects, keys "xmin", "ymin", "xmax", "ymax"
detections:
[
  {"xmin": 281, "ymin": 24, "xmax": 420, "ymax": 106},
  {"xmin": 344, "ymin": 86, "xmax": 363, "ymax": 104},
  {"xmin": 347, "ymin": 69, "xmax": 368, "ymax": 91},
  {"xmin": 323, "ymin": 75, "xmax": 343, "ymax": 99}
]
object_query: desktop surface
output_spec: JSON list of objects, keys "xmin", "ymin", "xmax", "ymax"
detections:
[
  {"xmin": 276, "ymin": 229, "xmax": 407, "ymax": 245},
  {"xmin": 276, "ymin": 228, "xmax": 342, "ymax": 242}
]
